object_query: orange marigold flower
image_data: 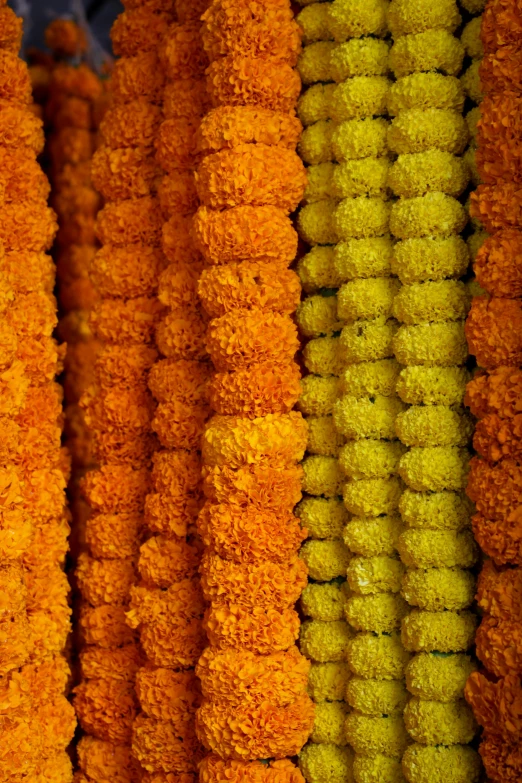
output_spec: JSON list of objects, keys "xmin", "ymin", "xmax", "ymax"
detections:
[
  {"xmin": 203, "ymin": 412, "xmax": 308, "ymax": 469},
  {"xmin": 111, "ymin": 8, "xmax": 172, "ymax": 57},
  {"xmin": 79, "ymin": 603, "xmax": 136, "ymax": 648},
  {"xmin": 155, "ymin": 117, "xmax": 201, "ymax": 172},
  {"xmin": 203, "ymin": 604, "xmax": 300, "ymax": 655},
  {"xmin": 199, "ymin": 756, "xmax": 305, "ymax": 783},
  {"xmin": 91, "ymin": 429, "xmax": 158, "ymax": 468},
  {"xmin": 163, "ymin": 78, "xmax": 211, "ymax": 121},
  {"xmin": 0, "ymin": 322, "xmax": 18, "ymax": 371},
  {"xmin": 148, "ymin": 358, "xmax": 211, "ymax": 405},
  {"xmin": 0, "ymin": 100, "xmax": 44, "ymax": 152},
  {"xmin": 476, "ymin": 615, "xmax": 522, "ymax": 677},
  {"xmin": 0, "ymin": 6, "xmax": 22, "ymax": 53},
  {"xmin": 132, "ymin": 714, "xmax": 202, "ymax": 774},
  {"xmin": 467, "ymin": 456, "xmax": 522, "ymax": 520},
  {"xmin": 174, "ymin": 0, "xmax": 209, "ymax": 22},
  {"xmin": 201, "ymin": 0, "xmax": 301, "ymax": 64},
  {"xmin": 194, "ymin": 205, "xmax": 297, "ymax": 267},
  {"xmin": 50, "ymin": 94, "xmax": 92, "ymax": 130},
  {"xmin": 206, "ymin": 55, "xmax": 301, "ymax": 114},
  {"xmin": 37, "ymin": 752, "xmax": 73, "ymax": 782},
  {"xmin": 474, "ymin": 230, "xmax": 522, "ymax": 298},
  {"xmin": 466, "ymin": 297, "xmax": 522, "ymax": 368},
  {"xmin": 81, "ymin": 465, "xmax": 151, "ymax": 513},
  {"xmin": 0, "ymin": 613, "xmax": 30, "ymax": 676},
  {"xmin": 476, "ymin": 560, "xmax": 522, "ymax": 620},
  {"xmin": 472, "ymin": 508, "xmax": 522, "ymax": 566},
  {"xmin": 77, "ymin": 735, "xmax": 142, "ymax": 783},
  {"xmin": 197, "ymin": 503, "xmax": 306, "ymax": 564},
  {"xmin": 151, "ymin": 450, "xmax": 203, "ymax": 496},
  {"xmin": 0, "ymin": 50, "xmax": 31, "ymax": 104},
  {"xmin": 91, "ymin": 146, "xmax": 158, "ymax": 201},
  {"xmin": 76, "ymin": 552, "xmax": 136, "ymax": 606},
  {"xmin": 162, "ymin": 213, "xmax": 201, "ymax": 267},
  {"xmin": 152, "ymin": 399, "xmax": 210, "ymax": 450},
  {"xmin": 209, "ymin": 361, "xmax": 301, "ymax": 417},
  {"xmin": 22, "ymin": 467, "xmax": 67, "ymax": 521},
  {"xmin": 0, "ymin": 147, "xmax": 50, "ymax": 204},
  {"xmin": 471, "ymin": 183, "xmax": 522, "ymax": 233},
  {"xmin": 100, "ymin": 100, "xmax": 162, "ymax": 149},
  {"xmin": 112, "ymin": 52, "xmax": 165, "ymax": 105},
  {"xmin": 0, "ymin": 711, "xmax": 41, "ymax": 777},
  {"xmin": 481, "ymin": 0, "xmax": 522, "ymax": 54},
  {"xmin": 37, "ymin": 694, "xmax": 76, "ymax": 754},
  {"xmin": 136, "ymin": 668, "xmax": 201, "ymax": 722},
  {"xmin": 476, "ymin": 93, "xmax": 522, "ymax": 185},
  {"xmin": 2, "ymin": 250, "xmax": 54, "ymax": 295},
  {"xmin": 82, "ymin": 384, "xmax": 155, "ymax": 434},
  {"xmin": 27, "ymin": 605, "xmax": 71, "ymax": 662},
  {"xmin": 48, "ymin": 127, "xmax": 93, "ymax": 166},
  {"xmin": 0, "ymin": 560, "xmax": 26, "ymax": 619},
  {"xmin": 160, "ymin": 23, "xmax": 208, "ymax": 81},
  {"xmin": 0, "ymin": 508, "xmax": 32, "ymax": 560},
  {"xmin": 22, "ymin": 514, "xmax": 69, "ymax": 570},
  {"xmin": 22, "ymin": 655, "xmax": 70, "ymax": 707},
  {"xmin": 91, "ymin": 297, "xmax": 163, "ymax": 345},
  {"xmin": 196, "ymin": 695, "xmax": 314, "ymax": 760},
  {"xmin": 0, "ymin": 202, "xmax": 56, "ymax": 252},
  {"xmin": 473, "ymin": 413, "xmax": 522, "ymax": 461},
  {"xmin": 144, "ymin": 491, "xmax": 203, "ymax": 539},
  {"xmin": 158, "ymin": 260, "xmax": 203, "ymax": 311},
  {"xmin": 95, "ymin": 344, "xmax": 158, "ymax": 390},
  {"xmin": 196, "ymin": 105, "xmax": 302, "ymax": 156},
  {"xmin": 128, "ymin": 580, "xmax": 205, "ymax": 628},
  {"xmin": 74, "ymin": 678, "xmax": 138, "ymax": 744},
  {"xmin": 203, "ymin": 463, "xmax": 303, "ymax": 511},
  {"xmin": 45, "ymin": 19, "xmax": 87, "ymax": 57},
  {"xmin": 80, "ymin": 644, "xmax": 143, "ymax": 682},
  {"xmin": 200, "ymin": 551, "xmax": 308, "ymax": 610},
  {"xmin": 480, "ymin": 45, "xmax": 522, "ymax": 96},
  {"xmin": 138, "ymin": 535, "xmax": 200, "ymax": 588},
  {"xmin": 140, "ymin": 615, "xmax": 206, "ymax": 668},
  {"xmin": 96, "ymin": 196, "xmax": 163, "ymax": 247},
  {"xmin": 155, "ymin": 309, "xmax": 207, "ymax": 361},
  {"xmin": 480, "ymin": 733, "xmax": 522, "ymax": 783},
  {"xmin": 85, "ymin": 512, "xmax": 142, "ymax": 560},
  {"xmin": 158, "ymin": 170, "xmax": 199, "ymax": 217},
  {"xmin": 16, "ymin": 336, "xmax": 64, "ymax": 385},
  {"xmin": 7, "ymin": 291, "xmax": 57, "ymax": 339}
]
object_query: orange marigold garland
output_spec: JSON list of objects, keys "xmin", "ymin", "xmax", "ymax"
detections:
[
  {"xmin": 464, "ymin": 3, "xmax": 522, "ymax": 782},
  {"xmin": 194, "ymin": 0, "xmax": 313, "ymax": 777},
  {"xmin": 0, "ymin": 6, "xmax": 76, "ymax": 782}
]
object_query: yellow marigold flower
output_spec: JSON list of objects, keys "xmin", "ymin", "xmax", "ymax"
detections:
[
  {"xmin": 388, "ymin": 109, "xmax": 468, "ymax": 156},
  {"xmin": 298, "ymin": 246, "xmax": 344, "ymax": 292},
  {"xmin": 393, "ymin": 322, "xmax": 467, "ymax": 366},
  {"xmin": 300, "ymin": 619, "xmax": 353, "ymax": 663},
  {"xmin": 398, "ymin": 529, "xmax": 477, "ymax": 570},
  {"xmin": 298, "ymin": 41, "xmax": 336, "ymax": 84},
  {"xmin": 334, "ymin": 197, "xmax": 390, "ymax": 239},
  {"xmin": 399, "ymin": 446, "xmax": 469, "ymax": 492},
  {"xmin": 302, "ymin": 455, "xmax": 345, "ymax": 497},
  {"xmin": 330, "ymin": 38, "xmax": 389, "ymax": 81},
  {"xmin": 341, "ymin": 316, "xmax": 398, "ymax": 363},
  {"xmin": 388, "ymin": 150, "xmax": 469, "ymax": 199},
  {"xmin": 332, "ymin": 157, "xmax": 390, "ymax": 199},
  {"xmin": 301, "ymin": 539, "xmax": 352, "ymax": 581},
  {"xmin": 402, "ymin": 743, "xmax": 481, "ymax": 783},
  {"xmin": 342, "ymin": 359, "xmax": 400, "ymax": 398},
  {"xmin": 347, "ymin": 631, "xmax": 410, "ymax": 680},
  {"xmin": 392, "ymin": 235, "xmax": 469, "ymax": 284},
  {"xmin": 332, "ymin": 117, "xmax": 389, "ymax": 161},
  {"xmin": 298, "ymin": 743, "xmax": 355, "ymax": 783},
  {"xmin": 328, "ymin": 0, "xmax": 388, "ymax": 41},
  {"xmin": 404, "ymin": 698, "xmax": 477, "ymax": 746},
  {"xmin": 345, "ymin": 592, "xmax": 409, "ymax": 633},
  {"xmin": 299, "ymin": 375, "xmax": 343, "ymax": 416},
  {"xmin": 346, "ymin": 677, "xmax": 408, "ymax": 716},
  {"xmin": 338, "ymin": 278, "xmax": 400, "ymax": 322},
  {"xmin": 297, "ymin": 295, "xmax": 343, "ymax": 338},
  {"xmin": 312, "ymin": 701, "xmax": 349, "ymax": 746},
  {"xmin": 396, "ymin": 366, "xmax": 469, "ymax": 406},
  {"xmin": 296, "ymin": 496, "xmax": 349, "ymax": 540},
  {"xmin": 334, "ymin": 395, "xmax": 405, "ymax": 440},
  {"xmin": 298, "ymin": 200, "xmax": 339, "ymax": 245},
  {"xmin": 390, "ymin": 30, "xmax": 464, "ymax": 78},
  {"xmin": 347, "ymin": 555, "xmax": 404, "ymax": 595},
  {"xmin": 308, "ymin": 416, "xmax": 345, "ymax": 457},
  {"xmin": 304, "ymin": 162, "xmax": 336, "ymax": 204},
  {"xmin": 393, "ymin": 280, "xmax": 470, "ymax": 325},
  {"xmin": 298, "ymin": 83, "xmax": 336, "ymax": 126},
  {"xmin": 390, "ymin": 193, "xmax": 467, "ymax": 239},
  {"xmin": 343, "ymin": 514, "xmax": 404, "ymax": 557},
  {"xmin": 399, "ymin": 488, "xmax": 472, "ymax": 531},
  {"xmin": 297, "ymin": 4, "xmax": 331, "ymax": 45},
  {"xmin": 303, "ymin": 336, "xmax": 344, "ymax": 376},
  {"xmin": 461, "ymin": 17, "xmax": 483, "ymax": 60},
  {"xmin": 339, "ymin": 440, "xmax": 406, "ymax": 480},
  {"xmin": 308, "ymin": 661, "xmax": 352, "ymax": 702},
  {"xmin": 395, "ymin": 405, "xmax": 472, "ymax": 447},
  {"xmin": 299, "ymin": 120, "xmax": 334, "ymax": 165},
  {"xmin": 302, "ymin": 581, "xmax": 350, "ymax": 621},
  {"xmin": 334, "ymin": 236, "xmax": 393, "ymax": 281},
  {"xmin": 467, "ymin": 230, "xmax": 488, "ymax": 262},
  {"xmin": 388, "ymin": 0, "xmax": 461, "ymax": 37},
  {"xmin": 353, "ymin": 754, "xmax": 404, "ymax": 783},
  {"xmin": 343, "ymin": 477, "xmax": 402, "ymax": 517},
  {"xmin": 330, "ymin": 76, "xmax": 389, "ymax": 123},
  {"xmin": 345, "ymin": 713, "xmax": 409, "ymax": 758},
  {"xmin": 401, "ymin": 609, "xmax": 477, "ymax": 653},
  {"xmin": 405, "ymin": 652, "xmax": 477, "ymax": 702},
  {"xmin": 387, "ymin": 73, "xmax": 464, "ymax": 115},
  {"xmin": 460, "ymin": 60, "xmax": 482, "ymax": 104},
  {"xmin": 401, "ymin": 566, "xmax": 475, "ymax": 612}
]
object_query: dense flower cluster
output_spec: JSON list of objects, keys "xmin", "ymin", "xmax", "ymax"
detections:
[
  {"xmin": 194, "ymin": 0, "xmax": 311, "ymax": 776},
  {"xmin": 464, "ymin": 2, "xmax": 522, "ymax": 780},
  {"xmin": 0, "ymin": 7, "xmax": 76, "ymax": 782}
]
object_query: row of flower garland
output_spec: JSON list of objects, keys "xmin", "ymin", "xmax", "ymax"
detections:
[
  {"xmin": 464, "ymin": 0, "xmax": 522, "ymax": 781},
  {"xmin": 0, "ymin": 3, "xmax": 76, "ymax": 781}
]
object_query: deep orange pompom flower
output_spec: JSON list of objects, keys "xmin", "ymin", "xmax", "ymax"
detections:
[
  {"xmin": 0, "ymin": 5, "xmax": 22, "ymax": 53},
  {"xmin": 45, "ymin": 18, "xmax": 87, "ymax": 56},
  {"xmin": 466, "ymin": 367, "xmax": 522, "ymax": 420},
  {"xmin": 163, "ymin": 78, "xmax": 211, "ymax": 121},
  {"xmin": 148, "ymin": 358, "xmax": 211, "ymax": 405},
  {"xmin": 480, "ymin": 733, "xmax": 522, "ymax": 783},
  {"xmin": 136, "ymin": 668, "xmax": 201, "ymax": 723},
  {"xmin": 158, "ymin": 170, "xmax": 199, "ymax": 216},
  {"xmin": 467, "ymin": 456, "xmax": 522, "ymax": 520},
  {"xmin": 0, "ymin": 147, "xmax": 50, "ymax": 204},
  {"xmin": 49, "ymin": 126, "xmax": 94, "ymax": 166},
  {"xmin": 79, "ymin": 603, "xmax": 136, "ymax": 648},
  {"xmin": 96, "ymin": 196, "xmax": 163, "ymax": 247},
  {"xmin": 128, "ymin": 580, "xmax": 205, "ymax": 629},
  {"xmin": 74, "ymin": 678, "xmax": 138, "ymax": 744},
  {"xmin": 112, "ymin": 52, "xmax": 165, "ymax": 105},
  {"xmin": 91, "ymin": 429, "xmax": 158, "ymax": 468},
  {"xmin": 0, "ymin": 100, "xmax": 44, "ymax": 152},
  {"xmin": 476, "ymin": 93, "xmax": 522, "ymax": 185},
  {"xmin": 472, "ymin": 508, "xmax": 522, "ymax": 566},
  {"xmin": 155, "ymin": 117, "xmax": 201, "ymax": 172},
  {"xmin": 80, "ymin": 644, "xmax": 143, "ymax": 682},
  {"xmin": 480, "ymin": 45, "xmax": 522, "ymax": 95},
  {"xmin": 473, "ymin": 413, "xmax": 522, "ymax": 461},
  {"xmin": 50, "ymin": 94, "xmax": 92, "ymax": 130},
  {"xmin": 155, "ymin": 310, "xmax": 207, "ymax": 361},
  {"xmin": 139, "ymin": 616, "xmax": 206, "ymax": 669},
  {"xmin": 474, "ymin": 230, "xmax": 522, "ymax": 298},
  {"xmin": 81, "ymin": 465, "xmax": 151, "ymax": 513},
  {"xmin": 152, "ymin": 398, "xmax": 210, "ymax": 450},
  {"xmin": 160, "ymin": 23, "xmax": 209, "ymax": 81},
  {"xmin": 476, "ymin": 615, "xmax": 522, "ymax": 677},
  {"xmin": 206, "ymin": 55, "xmax": 301, "ymax": 113},
  {"xmin": 466, "ymin": 672, "xmax": 522, "ymax": 740},
  {"xmin": 77, "ymin": 735, "xmax": 143, "ymax": 783},
  {"xmin": 0, "ymin": 203, "xmax": 57, "ymax": 252},
  {"xmin": 138, "ymin": 535, "xmax": 200, "ymax": 588},
  {"xmin": 203, "ymin": 604, "xmax": 301, "ymax": 655},
  {"xmin": 91, "ymin": 297, "xmax": 163, "ymax": 345},
  {"xmin": 132, "ymin": 714, "xmax": 202, "ymax": 774},
  {"xmin": 0, "ymin": 50, "xmax": 32, "ymax": 103},
  {"xmin": 203, "ymin": 463, "xmax": 303, "ymax": 511},
  {"xmin": 76, "ymin": 552, "xmax": 136, "ymax": 606},
  {"xmin": 158, "ymin": 262, "xmax": 202, "ymax": 310},
  {"xmin": 85, "ymin": 512, "xmax": 142, "ymax": 560},
  {"xmin": 91, "ymin": 244, "xmax": 166, "ymax": 299},
  {"xmin": 481, "ymin": 0, "xmax": 522, "ymax": 55},
  {"xmin": 199, "ymin": 756, "xmax": 305, "ymax": 783},
  {"xmin": 100, "ymin": 100, "xmax": 162, "ymax": 149},
  {"xmin": 111, "ymin": 7, "xmax": 172, "ymax": 57},
  {"xmin": 91, "ymin": 146, "xmax": 157, "ymax": 201},
  {"xmin": 466, "ymin": 297, "xmax": 522, "ymax": 368},
  {"xmin": 197, "ymin": 105, "xmax": 302, "ymax": 156},
  {"xmin": 209, "ymin": 362, "xmax": 301, "ymax": 417},
  {"xmin": 476, "ymin": 560, "xmax": 522, "ymax": 620},
  {"xmin": 162, "ymin": 213, "xmax": 202, "ymax": 266},
  {"xmin": 471, "ymin": 183, "xmax": 522, "ymax": 233}
]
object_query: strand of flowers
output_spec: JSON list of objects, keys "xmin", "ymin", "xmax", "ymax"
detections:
[
  {"xmin": 189, "ymin": 2, "xmax": 315, "ymax": 779},
  {"xmin": 386, "ymin": 1, "xmax": 483, "ymax": 781},
  {"xmin": 124, "ymin": 2, "xmax": 212, "ymax": 779},
  {"xmin": 463, "ymin": 1, "xmax": 522, "ymax": 781},
  {"xmin": 0, "ymin": 4, "xmax": 77, "ymax": 782},
  {"xmin": 73, "ymin": 2, "xmax": 172, "ymax": 779}
]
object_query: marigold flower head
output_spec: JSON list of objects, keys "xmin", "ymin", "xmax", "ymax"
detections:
[
  {"xmin": 330, "ymin": 37, "xmax": 389, "ymax": 83},
  {"xmin": 480, "ymin": 44, "xmax": 522, "ymax": 95},
  {"xmin": 112, "ymin": 52, "xmax": 165, "ymax": 105},
  {"xmin": 163, "ymin": 78, "xmax": 211, "ymax": 122},
  {"xmin": 334, "ymin": 394, "xmax": 404, "ymax": 441},
  {"xmin": 298, "ymin": 199, "xmax": 338, "ymax": 244},
  {"xmin": 78, "ymin": 603, "xmax": 135, "ymax": 648},
  {"xmin": 91, "ymin": 244, "xmax": 166, "ymax": 300},
  {"xmin": 155, "ymin": 117, "xmax": 200, "ymax": 173},
  {"xmin": 308, "ymin": 661, "xmax": 351, "ymax": 704},
  {"xmin": 140, "ymin": 615, "xmax": 206, "ymax": 669},
  {"xmin": 152, "ymin": 398, "xmax": 210, "ymax": 450},
  {"xmin": 92, "ymin": 296, "xmax": 163, "ymax": 346},
  {"xmin": 0, "ymin": 147, "xmax": 50, "ymax": 204},
  {"xmin": 81, "ymin": 464, "xmax": 150, "ymax": 514},
  {"xmin": 299, "ymin": 617, "xmax": 352, "ymax": 664},
  {"xmin": 343, "ymin": 476, "xmax": 403, "ymax": 518},
  {"xmin": 80, "ymin": 644, "xmax": 142, "ymax": 683},
  {"xmin": 480, "ymin": 733, "xmax": 522, "ymax": 783},
  {"xmin": 388, "ymin": 108, "xmax": 468, "ymax": 157},
  {"xmin": 346, "ymin": 675, "xmax": 408, "ymax": 716},
  {"xmin": 345, "ymin": 630, "xmax": 409, "ymax": 681},
  {"xmin": 136, "ymin": 668, "xmax": 200, "ymax": 723},
  {"xmin": 45, "ymin": 19, "xmax": 86, "ymax": 57},
  {"xmin": 96, "ymin": 196, "xmax": 163, "ymax": 247},
  {"xmin": 477, "ymin": 93, "xmax": 522, "ymax": 182},
  {"xmin": 0, "ymin": 202, "xmax": 57, "ymax": 253},
  {"xmin": 395, "ymin": 404, "xmax": 472, "ymax": 448},
  {"xmin": 206, "ymin": 55, "xmax": 301, "ymax": 113},
  {"xmin": 200, "ymin": 755, "xmax": 305, "ymax": 783},
  {"xmin": 0, "ymin": 50, "xmax": 32, "ymax": 104},
  {"xmin": 84, "ymin": 512, "xmax": 142, "ymax": 560},
  {"xmin": 481, "ymin": 0, "xmax": 522, "ymax": 52},
  {"xmin": 392, "ymin": 235, "xmax": 469, "ymax": 285},
  {"xmin": 405, "ymin": 652, "xmax": 476, "ymax": 705},
  {"xmin": 204, "ymin": 604, "xmax": 300, "ymax": 654},
  {"xmin": 387, "ymin": 0, "xmax": 460, "ymax": 37},
  {"xmin": 298, "ymin": 375, "xmax": 342, "ymax": 418},
  {"xmin": 158, "ymin": 170, "xmax": 198, "ymax": 217},
  {"xmin": 390, "ymin": 29, "xmax": 464, "ymax": 79},
  {"xmin": 0, "ymin": 5, "xmax": 22, "ymax": 53},
  {"xmin": 158, "ymin": 22, "xmax": 208, "ymax": 82},
  {"xmin": 302, "ymin": 581, "xmax": 349, "ymax": 622},
  {"xmin": 393, "ymin": 321, "xmax": 467, "ymax": 367},
  {"xmin": 466, "ymin": 296, "xmax": 522, "ymax": 369},
  {"xmin": 389, "ymin": 149, "xmax": 469, "ymax": 200},
  {"xmin": 299, "ymin": 743, "xmax": 353, "ymax": 783},
  {"xmin": 302, "ymin": 454, "xmax": 344, "ymax": 497},
  {"xmin": 346, "ymin": 713, "xmax": 409, "ymax": 758},
  {"xmin": 402, "ymin": 742, "xmax": 481, "ymax": 783},
  {"xmin": 91, "ymin": 146, "xmax": 157, "ymax": 202},
  {"xmin": 307, "ymin": 415, "xmax": 344, "ymax": 457},
  {"xmin": 162, "ymin": 213, "xmax": 201, "ymax": 268},
  {"xmin": 466, "ymin": 367, "xmax": 522, "ymax": 420},
  {"xmin": 202, "ymin": 462, "xmax": 303, "ymax": 512},
  {"xmin": 132, "ymin": 714, "xmax": 202, "ymax": 774},
  {"xmin": 461, "ymin": 59, "xmax": 483, "ymax": 104},
  {"xmin": 111, "ymin": 7, "xmax": 171, "ymax": 57},
  {"xmin": 399, "ymin": 530, "xmax": 476, "ymax": 578},
  {"xmin": 74, "ymin": 678, "xmax": 138, "ymax": 744},
  {"xmin": 298, "ymin": 119, "xmax": 334, "ymax": 165},
  {"xmin": 402, "ymin": 608, "xmax": 477, "ymax": 653},
  {"xmin": 155, "ymin": 309, "xmax": 207, "ymax": 361},
  {"xmin": 327, "ymin": 0, "xmax": 388, "ymax": 41},
  {"xmin": 341, "ymin": 317, "xmax": 398, "ymax": 365},
  {"xmin": 465, "ymin": 671, "xmax": 522, "ymax": 742},
  {"xmin": 128, "ymin": 579, "xmax": 204, "ymax": 627},
  {"xmin": 76, "ymin": 552, "xmax": 135, "ymax": 607},
  {"xmin": 473, "ymin": 412, "xmax": 522, "ymax": 462},
  {"xmin": 295, "ymin": 496, "xmax": 347, "ymax": 541},
  {"xmin": 337, "ymin": 278, "xmax": 398, "ymax": 324},
  {"xmin": 138, "ymin": 535, "xmax": 199, "ymax": 589},
  {"xmin": 303, "ymin": 336, "xmax": 344, "ymax": 377},
  {"xmin": 197, "ymin": 105, "xmax": 302, "ymax": 157},
  {"xmin": 100, "ymin": 100, "xmax": 161, "ymax": 149},
  {"xmin": 0, "ymin": 100, "xmax": 43, "ymax": 152},
  {"xmin": 77, "ymin": 735, "xmax": 142, "ymax": 783}
]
